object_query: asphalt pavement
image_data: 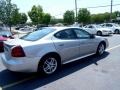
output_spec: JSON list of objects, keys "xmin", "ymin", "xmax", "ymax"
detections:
[{"xmin": 0, "ymin": 34, "xmax": 120, "ymax": 90}]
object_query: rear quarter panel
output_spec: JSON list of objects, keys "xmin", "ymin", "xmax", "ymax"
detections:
[{"xmin": 22, "ymin": 40, "xmax": 58, "ymax": 59}]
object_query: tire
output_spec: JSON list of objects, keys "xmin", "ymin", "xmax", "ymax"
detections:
[
  {"xmin": 114, "ymin": 29, "xmax": 119, "ymax": 34},
  {"xmin": 97, "ymin": 31, "xmax": 102, "ymax": 36},
  {"xmin": 96, "ymin": 43, "xmax": 105, "ymax": 55},
  {"xmin": 38, "ymin": 55, "xmax": 60, "ymax": 75}
]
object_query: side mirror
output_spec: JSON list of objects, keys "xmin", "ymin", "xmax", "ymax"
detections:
[{"xmin": 90, "ymin": 34, "xmax": 95, "ymax": 39}]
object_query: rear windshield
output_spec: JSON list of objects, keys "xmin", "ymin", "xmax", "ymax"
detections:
[{"xmin": 20, "ymin": 28, "xmax": 55, "ymax": 41}]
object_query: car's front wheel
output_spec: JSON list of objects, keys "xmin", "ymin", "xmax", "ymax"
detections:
[
  {"xmin": 96, "ymin": 43, "xmax": 105, "ymax": 55},
  {"xmin": 114, "ymin": 29, "xmax": 119, "ymax": 34},
  {"xmin": 97, "ymin": 31, "xmax": 102, "ymax": 36},
  {"xmin": 38, "ymin": 55, "xmax": 60, "ymax": 75}
]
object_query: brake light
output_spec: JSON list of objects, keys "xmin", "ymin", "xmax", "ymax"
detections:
[{"xmin": 11, "ymin": 46, "xmax": 25, "ymax": 57}]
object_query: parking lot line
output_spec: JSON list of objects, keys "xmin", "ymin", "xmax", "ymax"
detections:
[
  {"xmin": 106, "ymin": 44, "xmax": 120, "ymax": 51},
  {"xmin": 2, "ymin": 76, "xmax": 36, "ymax": 89},
  {"xmin": 1, "ymin": 44, "xmax": 120, "ymax": 89}
]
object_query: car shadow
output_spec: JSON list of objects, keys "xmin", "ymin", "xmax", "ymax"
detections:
[
  {"xmin": 0, "ymin": 52, "xmax": 109, "ymax": 90},
  {"xmin": 100, "ymin": 34, "xmax": 113, "ymax": 37}
]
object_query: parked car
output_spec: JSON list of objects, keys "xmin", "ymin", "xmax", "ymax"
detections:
[
  {"xmin": 84, "ymin": 24, "xmax": 112, "ymax": 36},
  {"xmin": 101, "ymin": 23, "xmax": 120, "ymax": 34},
  {"xmin": 0, "ymin": 30, "xmax": 14, "ymax": 52},
  {"xmin": 70, "ymin": 22, "xmax": 81, "ymax": 27},
  {"xmin": 1, "ymin": 27, "xmax": 109, "ymax": 75},
  {"xmin": 0, "ymin": 24, "xmax": 10, "ymax": 31},
  {"xmin": 15, "ymin": 25, "xmax": 24, "ymax": 30}
]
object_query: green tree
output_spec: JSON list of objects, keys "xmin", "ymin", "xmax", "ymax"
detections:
[
  {"xmin": 28, "ymin": 5, "xmax": 43, "ymax": 25},
  {"xmin": 91, "ymin": 14, "xmax": 105, "ymax": 23},
  {"xmin": 50, "ymin": 17, "xmax": 63, "ymax": 25},
  {"xmin": 111, "ymin": 11, "xmax": 120, "ymax": 20},
  {"xmin": 103, "ymin": 12, "xmax": 110, "ymax": 22},
  {"xmin": 78, "ymin": 8, "xmax": 91, "ymax": 24},
  {"xmin": 63, "ymin": 10, "xmax": 75, "ymax": 25},
  {"xmin": 0, "ymin": 0, "xmax": 21, "ymax": 31},
  {"xmin": 0, "ymin": 0, "xmax": 13, "ymax": 24},
  {"xmin": 42, "ymin": 13, "xmax": 51, "ymax": 25},
  {"xmin": 10, "ymin": 8, "xmax": 21, "ymax": 25},
  {"xmin": 114, "ymin": 11, "xmax": 120, "ymax": 17},
  {"xmin": 19, "ymin": 13, "xmax": 27, "ymax": 24}
]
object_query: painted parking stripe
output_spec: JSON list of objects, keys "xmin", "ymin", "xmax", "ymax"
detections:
[
  {"xmin": 2, "ymin": 76, "xmax": 36, "ymax": 89},
  {"xmin": 106, "ymin": 44, "xmax": 120, "ymax": 51},
  {"xmin": 2, "ymin": 44, "xmax": 120, "ymax": 89}
]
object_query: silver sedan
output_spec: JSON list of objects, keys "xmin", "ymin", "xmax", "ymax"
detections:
[{"xmin": 1, "ymin": 27, "xmax": 109, "ymax": 75}]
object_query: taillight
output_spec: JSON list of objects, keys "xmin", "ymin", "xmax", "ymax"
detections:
[{"xmin": 11, "ymin": 46, "xmax": 25, "ymax": 57}]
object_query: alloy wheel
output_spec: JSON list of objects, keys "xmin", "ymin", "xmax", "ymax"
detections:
[
  {"xmin": 43, "ymin": 58, "xmax": 58, "ymax": 74},
  {"xmin": 115, "ymin": 30, "xmax": 119, "ymax": 34},
  {"xmin": 98, "ymin": 44, "xmax": 105, "ymax": 55},
  {"xmin": 97, "ymin": 31, "xmax": 102, "ymax": 36}
]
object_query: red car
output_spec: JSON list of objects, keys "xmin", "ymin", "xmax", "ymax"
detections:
[{"xmin": 0, "ymin": 31, "xmax": 14, "ymax": 52}]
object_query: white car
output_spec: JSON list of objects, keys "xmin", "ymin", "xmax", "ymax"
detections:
[
  {"xmin": 84, "ymin": 24, "xmax": 112, "ymax": 36},
  {"xmin": 101, "ymin": 23, "xmax": 120, "ymax": 34},
  {"xmin": 0, "ymin": 24, "xmax": 9, "ymax": 31},
  {"xmin": 1, "ymin": 27, "xmax": 109, "ymax": 75}
]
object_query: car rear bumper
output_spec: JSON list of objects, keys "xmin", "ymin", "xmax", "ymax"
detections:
[{"xmin": 1, "ymin": 54, "xmax": 40, "ymax": 72}]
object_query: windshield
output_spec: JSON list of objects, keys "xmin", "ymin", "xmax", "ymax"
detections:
[{"xmin": 21, "ymin": 28, "xmax": 55, "ymax": 41}]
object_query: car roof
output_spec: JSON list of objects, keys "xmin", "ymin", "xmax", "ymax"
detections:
[
  {"xmin": 85, "ymin": 24, "xmax": 97, "ymax": 26},
  {"xmin": 103, "ymin": 23, "xmax": 116, "ymax": 24},
  {"xmin": 43, "ymin": 27, "xmax": 82, "ymax": 31}
]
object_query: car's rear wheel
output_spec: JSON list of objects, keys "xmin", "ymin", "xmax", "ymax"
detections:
[
  {"xmin": 97, "ymin": 31, "xmax": 102, "ymax": 36},
  {"xmin": 38, "ymin": 55, "xmax": 60, "ymax": 75},
  {"xmin": 114, "ymin": 29, "xmax": 119, "ymax": 34},
  {"xmin": 96, "ymin": 43, "xmax": 105, "ymax": 55}
]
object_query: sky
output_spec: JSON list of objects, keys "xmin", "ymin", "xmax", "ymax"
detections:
[{"xmin": 11, "ymin": 0, "xmax": 120, "ymax": 20}]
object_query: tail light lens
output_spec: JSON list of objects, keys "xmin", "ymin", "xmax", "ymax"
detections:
[{"xmin": 11, "ymin": 46, "xmax": 25, "ymax": 57}]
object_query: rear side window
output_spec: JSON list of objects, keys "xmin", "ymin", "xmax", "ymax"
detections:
[
  {"xmin": 21, "ymin": 28, "xmax": 55, "ymax": 41},
  {"xmin": 73, "ymin": 28, "xmax": 90, "ymax": 39},
  {"xmin": 88, "ymin": 25, "xmax": 93, "ymax": 28},
  {"xmin": 106, "ymin": 24, "xmax": 113, "ymax": 27},
  {"xmin": 54, "ymin": 29, "xmax": 76, "ymax": 39}
]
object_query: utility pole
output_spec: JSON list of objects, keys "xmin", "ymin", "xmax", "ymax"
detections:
[
  {"xmin": 110, "ymin": 0, "xmax": 113, "ymax": 22},
  {"xmin": 75, "ymin": 0, "xmax": 78, "ymax": 22}
]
